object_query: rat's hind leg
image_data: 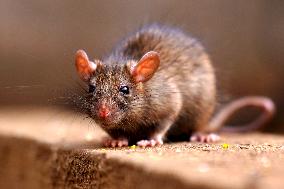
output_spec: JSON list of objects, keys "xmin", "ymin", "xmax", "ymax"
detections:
[{"xmin": 103, "ymin": 137, "xmax": 129, "ymax": 147}]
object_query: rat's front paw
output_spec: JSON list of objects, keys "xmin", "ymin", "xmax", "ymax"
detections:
[
  {"xmin": 103, "ymin": 137, "xmax": 128, "ymax": 147},
  {"xmin": 190, "ymin": 132, "xmax": 220, "ymax": 143},
  {"xmin": 137, "ymin": 138, "xmax": 163, "ymax": 147}
]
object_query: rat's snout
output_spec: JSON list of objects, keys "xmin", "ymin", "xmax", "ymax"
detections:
[{"xmin": 98, "ymin": 104, "xmax": 110, "ymax": 119}]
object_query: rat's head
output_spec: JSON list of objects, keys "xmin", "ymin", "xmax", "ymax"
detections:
[{"xmin": 75, "ymin": 50, "xmax": 160, "ymax": 128}]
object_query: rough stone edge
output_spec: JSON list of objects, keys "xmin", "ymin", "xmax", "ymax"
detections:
[{"xmin": 0, "ymin": 135, "xmax": 216, "ymax": 189}]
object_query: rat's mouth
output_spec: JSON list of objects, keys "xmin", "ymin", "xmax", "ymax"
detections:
[{"xmin": 90, "ymin": 108, "xmax": 122, "ymax": 126}]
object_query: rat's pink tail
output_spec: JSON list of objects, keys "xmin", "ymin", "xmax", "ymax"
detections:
[{"xmin": 208, "ymin": 96, "xmax": 276, "ymax": 132}]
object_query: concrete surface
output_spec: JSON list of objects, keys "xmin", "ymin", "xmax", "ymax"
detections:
[{"xmin": 0, "ymin": 106, "xmax": 284, "ymax": 189}]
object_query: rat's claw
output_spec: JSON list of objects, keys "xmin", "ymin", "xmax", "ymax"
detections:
[
  {"xmin": 190, "ymin": 133, "xmax": 220, "ymax": 143},
  {"xmin": 137, "ymin": 138, "xmax": 163, "ymax": 147},
  {"xmin": 103, "ymin": 137, "xmax": 128, "ymax": 147}
]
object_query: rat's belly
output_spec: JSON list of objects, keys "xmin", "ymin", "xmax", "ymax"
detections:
[{"xmin": 106, "ymin": 123, "xmax": 159, "ymax": 144}]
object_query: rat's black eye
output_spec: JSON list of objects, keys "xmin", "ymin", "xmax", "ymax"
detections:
[
  {"xmin": 119, "ymin": 85, "xmax": 130, "ymax": 95},
  {"xmin": 88, "ymin": 85, "xmax": 96, "ymax": 93}
]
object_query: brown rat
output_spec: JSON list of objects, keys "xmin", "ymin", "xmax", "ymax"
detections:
[{"xmin": 74, "ymin": 24, "xmax": 275, "ymax": 147}]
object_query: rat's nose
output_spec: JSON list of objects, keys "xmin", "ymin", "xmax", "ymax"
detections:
[{"xmin": 98, "ymin": 105, "xmax": 110, "ymax": 119}]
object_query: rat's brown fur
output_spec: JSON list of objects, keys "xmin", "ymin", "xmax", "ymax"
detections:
[{"xmin": 79, "ymin": 24, "xmax": 216, "ymax": 144}]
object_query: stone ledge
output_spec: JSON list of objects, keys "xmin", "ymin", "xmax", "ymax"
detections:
[{"xmin": 0, "ymin": 136, "xmax": 217, "ymax": 189}]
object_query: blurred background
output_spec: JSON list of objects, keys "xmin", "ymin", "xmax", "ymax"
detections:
[{"xmin": 0, "ymin": 1, "xmax": 283, "ymax": 132}]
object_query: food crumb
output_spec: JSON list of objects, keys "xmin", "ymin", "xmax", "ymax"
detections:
[{"xmin": 222, "ymin": 143, "xmax": 229, "ymax": 149}]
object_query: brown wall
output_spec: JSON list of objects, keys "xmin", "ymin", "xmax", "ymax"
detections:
[{"xmin": 0, "ymin": 1, "xmax": 283, "ymax": 132}]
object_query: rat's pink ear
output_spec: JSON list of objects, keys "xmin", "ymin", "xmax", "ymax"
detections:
[
  {"xmin": 130, "ymin": 51, "xmax": 160, "ymax": 83},
  {"xmin": 75, "ymin": 50, "xmax": 97, "ymax": 81}
]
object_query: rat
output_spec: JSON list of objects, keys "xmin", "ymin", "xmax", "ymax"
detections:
[{"xmin": 74, "ymin": 24, "xmax": 275, "ymax": 147}]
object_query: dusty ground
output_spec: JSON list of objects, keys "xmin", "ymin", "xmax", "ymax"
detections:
[{"xmin": 0, "ymin": 106, "xmax": 284, "ymax": 189}]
